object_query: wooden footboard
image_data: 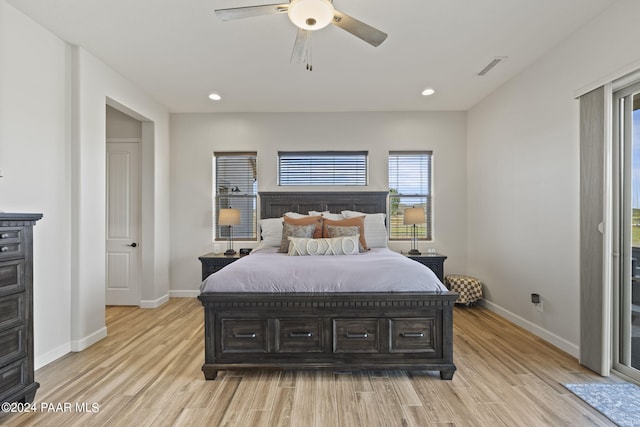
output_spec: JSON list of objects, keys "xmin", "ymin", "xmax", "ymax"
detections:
[{"xmin": 197, "ymin": 291, "xmax": 457, "ymax": 380}]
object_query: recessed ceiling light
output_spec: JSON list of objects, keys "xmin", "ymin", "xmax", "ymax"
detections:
[
  {"xmin": 208, "ymin": 93, "xmax": 222, "ymax": 101},
  {"xmin": 421, "ymin": 88, "xmax": 435, "ymax": 96}
]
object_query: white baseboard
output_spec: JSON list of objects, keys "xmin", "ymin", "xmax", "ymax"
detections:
[
  {"xmin": 169, "ymin": 290, "xmax": 201, "ymax": 298},
  {"xmin": 480, "ymin": 299, "xmax": 580, "ymax": 358},
  {"xmin": 70, "ymin": 326, "xmax": 107, "ymax": 352},
  {"xmin": 140, "ymin": 293, "xmax": 170, "ymax": 308},
  {"xmin": 35, "ymin": 343, "xmax": 71, "ymax": 370}
]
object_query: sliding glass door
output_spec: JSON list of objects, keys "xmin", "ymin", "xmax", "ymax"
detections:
[{"xmin": 614, "ymin": 82, "xmax": 640, "ymax": 381}]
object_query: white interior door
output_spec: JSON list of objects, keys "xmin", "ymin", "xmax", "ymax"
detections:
[{"xmin": 106, "ymin": 140, "xmax": 140, "ymax": 305}]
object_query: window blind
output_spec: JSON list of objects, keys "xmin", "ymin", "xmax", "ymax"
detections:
[
  {"xmin": 388, "ymin": 151, "xmax": 433, "ymax": 240},
  {"xmin": 278, "ymin": 151, "xmax": 368, "ymax": 186},
  {"xmin": 214, "ymin": 152, "xmax": 257, "ymax": 240}
]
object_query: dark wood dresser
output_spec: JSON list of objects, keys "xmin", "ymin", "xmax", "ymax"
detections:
[{"xmin": 0, "ymin": 213, "xmax": 42, "ymax": 404}]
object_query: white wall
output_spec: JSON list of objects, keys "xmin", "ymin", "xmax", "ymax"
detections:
[
  {"xmin": 0, "ymin": 0, "xmax": 72, "ymax": 368},
  {"xmin": 71, "ymin": 47, "xmax": 171, "ymax": 347},
  {"xmin": 0, "ymin": 1, "xmax": 171, "ymax": 367},
  {"xmin": 467, "ymin": 0, "xmax": 640, "ymax": 356},
  {"xmin": 106, "ymin": 105, "xmax": 142, "ymax": 139},
  {"xmin": 170, "ymin": 112, "xmax": 468, "ymax": 295}
]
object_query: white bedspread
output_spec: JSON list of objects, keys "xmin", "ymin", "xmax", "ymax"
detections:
[{"xmin": 200, "ymin": 246, "xmax": 447, "ymax": 293}]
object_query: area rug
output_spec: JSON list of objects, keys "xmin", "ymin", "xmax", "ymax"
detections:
[{"xmin": 563, "ymin": 383, "xmax": 640, "ymax": 426}]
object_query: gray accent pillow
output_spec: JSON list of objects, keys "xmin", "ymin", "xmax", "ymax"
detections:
[
  {"xmin": 279, "ymin": 223, "xmax": 317, "ymax": 253},
  {"xmin": 325, "ymin": 225, "xmax": 366, "ymax": 252}
]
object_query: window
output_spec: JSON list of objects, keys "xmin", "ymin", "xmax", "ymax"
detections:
[
  {"xmin": 388, "ymin": 151, "xmax": 433, "ymax": 240},
  {"xmin": 214, "ymin": 152, "xmax": 257, "ymax": 240},
  {"xmin": 278, "ymin": 151, "xmax": 368, "ymax": 186}
]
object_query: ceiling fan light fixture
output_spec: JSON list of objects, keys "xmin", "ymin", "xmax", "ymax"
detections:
[
  {"xmin": 288, "ymin": 0, "xmax": 335, "ymax": 31},
  {"xmin": 208, "ymin": 93, "xmax": 222, "ymax": 101},
  {"xmin": 421, "ymin": 88, "xmax": 435, "ymax": 96}
]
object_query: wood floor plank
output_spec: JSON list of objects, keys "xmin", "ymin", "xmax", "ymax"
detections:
[
  {"xmin": 218, "ymin": 371, "xmax": 262, "ymax": 426},
  {"xmin": 0, "ymin": 299, "xmax": 619, "ymax": 426},
  {"xmin": 267, "ymin": 385, "xmax": 295, "ymax": 427},
  {"xmin": 355, "ymin": 391, "xmax": 385, "ymax": 427},
  {"xmin": 314, "ymin": 370, "xmax": 338, "ymax": 427},
  {"xmin": 239, "ymin": 409, "xmax": 273, "ymax": 427},
  {"xmin": 371, "ymin": 377, "xmax": 412, "ymax": 425},
  {"xmin": 335, "ymin": 372, "xmax": 362, "ymax": 427},
  {"xmin": 351, "ymin": 370, "xmax": 374, "ymax": 393},
  {"xmin": 387, "ymin": 370, "xmax": 423, "ymax": 406},
  {"xmin": 249, "ymin": 370, "xmax": 281, "ymax": 411},
  {"xmin": 289, "ymin": 371, "xmax": 316, "ymax": 427}
]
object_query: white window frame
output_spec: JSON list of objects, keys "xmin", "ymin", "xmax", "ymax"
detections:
[
  {"xmin": 388, "ymin": 151, "xmax": 433, "ymax": 241},
  {"xmin": 213, "ymin": 152, "xmax": 257, "ymax": 241}
]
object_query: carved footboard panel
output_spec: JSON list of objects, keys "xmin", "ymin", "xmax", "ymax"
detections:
[{"xmin": 198, "ymin": 291, "xmax": 457, "ymax": 380}]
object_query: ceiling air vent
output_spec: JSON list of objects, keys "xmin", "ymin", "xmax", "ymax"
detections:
[{"xmin": 477, "ymin": 56, "xmax": 507, "ymax": 76}]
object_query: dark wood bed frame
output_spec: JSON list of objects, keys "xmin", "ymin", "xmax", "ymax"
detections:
[{"xmin": 198, "ymin": 191, "xmax": 457, "ymax": 380}]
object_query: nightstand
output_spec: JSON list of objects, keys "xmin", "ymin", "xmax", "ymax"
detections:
[
  {"xmin": 199, "ymin": 253, "xmax": 241, "ymax": 281},
  {"xmin": 406, "ymin": 253, "xmax": 447, "ymax": 282}
]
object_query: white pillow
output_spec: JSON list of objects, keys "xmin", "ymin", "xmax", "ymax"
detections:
[
  {"xmin": 308, "ymin": 211, "xmax": 344, "ymax": 220},
  {"xmin": 284, "ymin": 212, "xmax": 321, "ymax": 219},
  {"xmin": 287, "ymin": 235, "xmax": 360, "ymax": 256},
  {"xmin": 341, "ymin": 210, "xmax": 388, "ymax": 248},
  {"xmin": 259, "ymin": 217, "xmax": 283, "ymax": 246}
]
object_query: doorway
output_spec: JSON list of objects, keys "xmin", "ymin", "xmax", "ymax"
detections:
[
  {"xmin": 105, "ymin": 105, "xmax": 142, "ymax": 306},
  {"xmin": 613, "ymin": 81, "xmax": 640, "ymax": 381}
]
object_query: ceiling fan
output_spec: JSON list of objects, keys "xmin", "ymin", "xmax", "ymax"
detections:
[{"xmin": 214, "ymin": 0, "xmax": 388, "ymax": 70}]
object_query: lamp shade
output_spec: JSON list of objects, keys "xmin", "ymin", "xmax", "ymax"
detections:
[
  {"xmin": 218, "ymin": 208, "xmax": 241, "ymax": 226},
  {"xmin": 288, "ymin": 0, "xmax": 335, "ymax": 31},
  {"xmin": 403, "ymin": 207, "xmax": 426, "ymax": 225}
]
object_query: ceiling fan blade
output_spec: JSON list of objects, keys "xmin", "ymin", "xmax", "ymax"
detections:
[
  {"xmin": 290, "ymin": 28, "xmax": 310, "ymax": 64},
  {"xmin": 214, "ymin": 3, "xmax": 289, "ymax": 21},
  {"xmin": 331, "ymin": 10, "xmax": 388, "ymax": 47}
]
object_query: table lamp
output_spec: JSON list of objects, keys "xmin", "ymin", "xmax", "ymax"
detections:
[
  {"xmin": 218, "ymin": 208, "xmax": 241, "ymax": 255},
  {"xmin": 403, "ymin": 207, "xmax": 425, "ymax": 255}
]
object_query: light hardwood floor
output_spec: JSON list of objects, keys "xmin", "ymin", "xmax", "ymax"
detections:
[{"xmin": 1, "ymin": 298, "xmax": 620, "ymax": 426}]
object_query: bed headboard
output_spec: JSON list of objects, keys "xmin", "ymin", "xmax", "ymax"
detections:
[{"xmin": 259, "ymin": 191, "xmax": 388, "ymax": 219}]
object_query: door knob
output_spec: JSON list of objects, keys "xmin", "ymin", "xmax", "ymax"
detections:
[{"xmin": 128, "ymin": 243, "xmax": 138, "ymax": 248}]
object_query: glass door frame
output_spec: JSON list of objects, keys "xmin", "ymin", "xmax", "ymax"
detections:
[{"xmin": 612, "ymin": 81, "xmax": 640, "ymax": 381}]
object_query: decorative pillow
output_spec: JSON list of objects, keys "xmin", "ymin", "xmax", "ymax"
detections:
[
  {"xmin": 283, "ymin": 214, "xmax": 323, "ymax": 239},
  {"xmin": 308, "ymin": 210, "xmax": 344, "ymax": 220},
  {"xmin": 287, "ymin": 235, "xmax": 360, "ymax": 256},
  {"xmin": 260, "ymin": 217, "xmax": 284, "ymax": 247},
  {"xmin": 283, "ymin": 212, "xmax": 310, "ymax": 219},
  {"xmin": 325, "ymin": 225, "xmax": 366, "ymax": 252},
  {"xmin": 322, "ymin": 216, "xmax": 368, "ymax": 250},
  {"xmin": 341, "ymin": 210, "xmax": 388, "ymax": 248},
  {"xmin": 279, "ymin": 223, "xmax": 317, "ymax": 253}
]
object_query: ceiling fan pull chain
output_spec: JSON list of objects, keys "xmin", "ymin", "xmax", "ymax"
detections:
[{"xmin": 307, "ymin": 34, "xmax": 313, "ymax": 71}]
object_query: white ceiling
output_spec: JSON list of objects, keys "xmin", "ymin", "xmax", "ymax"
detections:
[{"xmin": 8, "ymin": 0, "xmax": 616, "ymax": 113}]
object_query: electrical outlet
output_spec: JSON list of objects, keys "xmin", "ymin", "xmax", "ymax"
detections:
[{"xmin": 535, "ymin": 301, "xmax": 543, "ymax": 312}]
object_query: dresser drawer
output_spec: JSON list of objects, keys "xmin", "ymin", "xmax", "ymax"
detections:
[
  {"xmin": 0, "ymin": 228, "xmax": 24, "ymax": 261},
  {"xmin": 389, "ymin": 318, "xmax": 438, "ymax": 354},
  {"xmin": 0, "ymin": 293, "xmax": 24, "ymax": 331},
  {"xmin": 0, "ymin": 325, "xmax": 26, "ymax": 367},
  {"xmin": 276, "ymin": 319, "xmax": 324, "ymax": 353},
  {"xmin": 0, "ymin": 260, "xmax": 24, "ymax": 297},
  {"xmin": 333, "ymin": 319, "xmax": 381, "ymax": 353},
  {"xmin": 0, "ymin": 358, "xmax": 28, "ymax": 399},
  {"xmin": 221, "ymin": 319, "xmax": 268, "ymax": 353}
]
